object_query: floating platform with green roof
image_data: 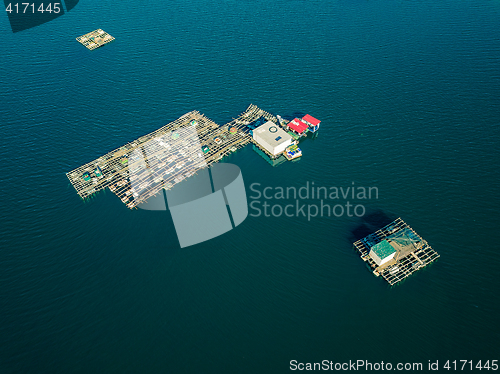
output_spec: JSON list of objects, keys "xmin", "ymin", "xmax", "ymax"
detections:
[
  {"xmin": 353, "ymin": 218, "xmax": 440, "ymax": 286},
  {"xmin": 370, "ymin": 240, "xmax": 396, "ymax": 264}
]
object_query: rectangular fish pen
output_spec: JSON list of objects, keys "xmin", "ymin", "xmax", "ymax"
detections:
[
  {"xmin": 66, "ymin": 104, "xmax": 278, "ymax": 209},
  {"xmin": 353, "ymin": 218, "xmax": 440, "ymax": 286}
]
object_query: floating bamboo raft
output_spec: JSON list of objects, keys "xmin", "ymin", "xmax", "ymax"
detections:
[
  {"xmin": 353, "ymin": 218, "xmax": 440, "ymax": 286},
  {"xmin": 76, "ymin": 29, "xmax": 114, "ymax": 50},
  {"xmin": 66, "ymin": 104, "xmax": 277, "ymax": 209}
]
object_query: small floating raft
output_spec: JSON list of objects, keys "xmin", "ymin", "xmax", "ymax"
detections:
[
  {"xmin": 76, "ymin": 29, "xmax": 114, "ymax": 50},
  {"xmin": 284, "ymin": 144, "xmax": 302, "ymax": 160}
]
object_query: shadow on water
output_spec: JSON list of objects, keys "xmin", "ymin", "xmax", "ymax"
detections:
[
  {"xmin": 348, "ymin": 208, "xmax": 398, "ymax": 243},
  {"xmin": 282, "ymin": 111, "xmax": 307, "ymax": 121}
]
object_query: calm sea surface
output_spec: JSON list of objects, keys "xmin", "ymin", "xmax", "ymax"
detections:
[{"xmin": 1, "ymin": 0, "xmax": 499, "ymax": 373}]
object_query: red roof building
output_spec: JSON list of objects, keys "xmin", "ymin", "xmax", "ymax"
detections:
[
  {"xmin": 302, "ymin": 114, "xmax": 321, "ymax": 127},
  {"xmin": 288, "ymin": 118, "xmax": 308, "ymax": 135}
]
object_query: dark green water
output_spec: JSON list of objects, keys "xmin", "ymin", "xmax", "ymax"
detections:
[{"xmin": 1, "ymin": 0, "xmax": 499, "ymax": 373}]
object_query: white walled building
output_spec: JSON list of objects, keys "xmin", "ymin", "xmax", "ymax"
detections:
[
  {"xmin": 252, "ymin": 121, "xmax": 293, "ymax": 156},
  {"xmin": 369, "ymin": 240, "xmax": 397, "ymax": 266}
]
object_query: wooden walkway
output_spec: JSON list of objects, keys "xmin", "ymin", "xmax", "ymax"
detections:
[
  {"xmin": 66, "ymin": 104, "xmax": 277, "ymax": 209},
  {"xmin": 353, "ymin": 218, "xmax": 440, "ymax": 286}
]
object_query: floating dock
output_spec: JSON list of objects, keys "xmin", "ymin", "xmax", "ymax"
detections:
[
  {"xmin": 66, "ymin": 104, "xmax": 278, "ymax": 209},
  {"xmin": 353, "ymin": 218, "xmax": 440, "ymax": 286},
  {"xmin": 76, "ymin": 29, "xmax": 114, "ymax": 50},
  {"xmin": 284, "ymin": 144, "xmax": 302, "ymax": 160}
]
